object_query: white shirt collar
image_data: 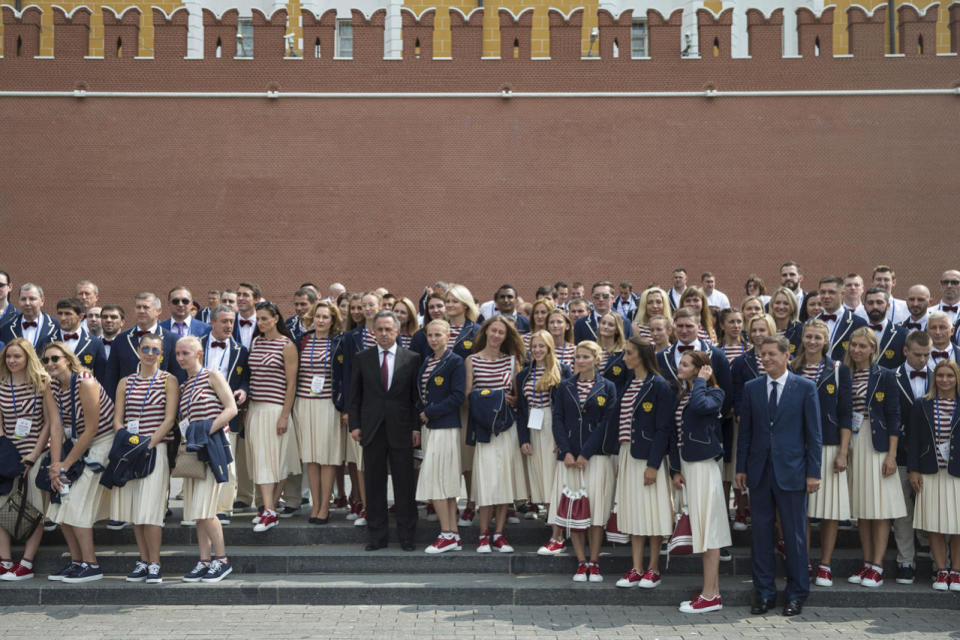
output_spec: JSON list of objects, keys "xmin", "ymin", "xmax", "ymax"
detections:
[
  {"xmin": 378, "ymin": 342, "xmax": 398, "ymax": 357},
  {"xmin": 767, "ymin": 369, "xmax": 790, "ymax": 387},
  {"xmin": 172, "ymin": 315, "xmax": 191, "ymax": 328}
]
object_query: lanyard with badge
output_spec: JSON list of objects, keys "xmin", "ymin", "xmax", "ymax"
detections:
[
  {"xmin": 124, "ymin": 370, "xmax": 158, "ymax": 435},
  {"xmin": 55, "ymin": 374, "xmax": 79, "ymax": 441},
  {"xmin": 527, "ymin": 365, "xmax": 546, "ymax": 431},
  {"xmin": 9, "ymin": 379, "xmax": 38, "ymax": 440},
  {"xmin": 178, "ymin": 371, "xmax": 203, "ymax": 437},
  {"xmin": 851, "ymin": 372, "xmax": 868, "ymax": 433},
  {"xmin": 934, "ymin": 398, "xmax": 952, "ymax": 464},
  {"xmin": 309, "ymin": 336, "xmax": 331, "ymax": 396}
]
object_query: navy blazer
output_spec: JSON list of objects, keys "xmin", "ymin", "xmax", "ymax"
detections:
[
  {"xmin": 803, "ymin": 357, "xmax": 853, "ymax": 446},
  {"xmin": 894, "ymin": 363, "xmax": 930, "ymax": 466},
  {"xmin": 657, "ymin": 339, "xmax": 733, "ymax": 416},
  {"xmin": 297, "ymin": 331, "xmax": 344, "ymax": 412},
  {"xmin": 200, "ymin": 334, "xmax": 250, "ymax": 432},
  {"xmin": 285, "ymin": 316, "xmax": 310, "ymax": 348},
  {"xmin": 620, "ymin": 373, "xmax": 673, "ymax": 468},
  {"xmin": 859, "ymin": 365, "xmax": 901, "ymax": 453},
  {"xmin": 907, "ymin": 396, "xmax": 960, "ymax": 477},
  {"xmin": 0, "ymin": 302, "xmax": 17, "ymax": 328},
  {"xmin": 0, "ymin": 311, "xmax": 60, "ymax": 352},
  {"xmin": 515, "ymin": 363, "xmax": 572, "ymax": 445},
  {"xmin": 601, "ymin": 350, "xmax": 631, "ymax": 397},
  {"xmin": 159, "ymin": 317, "xmax": 212, "ymax": 339},
  {"xmin": 668, "ymin": 378, "xmax": 725, "ymax": 471},
  {"xmin": 417, "ymin": 351, "xmax": 466, "ymax": 430},
  {"xmin": 783, "ymin": 321, "xmax": 803, "ymax": 356},
  {"xmin": 731, "ymin": 348, "xmax": 763, "ymax": 418},
  {"xmin": 409, "ymin": 320, "xmax": 481, "ymax": 362},
  {"xmin": 67, "ymin": 329, "xmax": 107, "ymax": 383},
  {"xmin": 103, "ymin": 325, "xmax": 185, "ymax": 399},
  {"xmin": 873, "ymin": 322, "xmax": 907, "ymax": 370},
  {"xmin": 820, "ymin": 309, "xmax": 867, "ymax": 362},
  {"xmin": 573, "ymin": 312, "xmax": 634, "ymax": 344},
  {"xmin": 340, "ymin": 326, "xmax": 372, "ymax": 414},
  {"xmin": 552, "ymin": 374, "xmax": 619, "ymax": 459},
  {"xmin": 736, "ymin": 373, "xmax": 822, "ymax": 491}
]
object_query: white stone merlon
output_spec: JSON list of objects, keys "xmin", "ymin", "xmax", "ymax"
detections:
[{"xmin": 384, "ymin": 0, "xmax": 403, "ymax": 59}]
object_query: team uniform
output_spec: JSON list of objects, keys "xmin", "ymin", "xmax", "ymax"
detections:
[
  {"xmin": 245, "ymin": 336, "xmax": 298, "ymax": 484},
  {"xmin": 801, "ymin": 358, "xmax": 853, "ymax": 521},
  {"xmin": 178, "ymin": 369, "xmax": 227, "ymax": 521},
  {"xmin": 415, "ymin": 352, "xmax": 466, "ymax": 502},
  {"xmin": 0, "ymin": 379, "xmax": 48, "ymax": 515},
  {"xmin": 293, "ymin": 334, "xmax": 344, "ymax": 466}
]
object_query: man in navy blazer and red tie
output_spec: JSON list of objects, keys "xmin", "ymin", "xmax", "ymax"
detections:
[
  {"xmin": 0, "ymin": 283, "xmax": 60, "ymax": 352},
  {"xmin": 159, "ymin": 287, "xmax": 211, "ymax": 339},
  {"xmin": 56, "ymin": 297, "xmax": 107, "ymax": 382},
  {"xmin": 816, "ymin": 275, "xmax": 867, "ymax": 363},
  {"xmin": 737, "ymin": 336, "xmax": 822, "ymax": 617}
]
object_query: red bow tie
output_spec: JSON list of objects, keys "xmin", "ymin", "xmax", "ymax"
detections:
[
  {"xmin": 820, "ymin": 313, "xmax": 838, "ymax": 322},
  {"xmin": 677, "ymin": 345, "xmax": 695, "ymax": 353},
  {"xmin": 870, "ymin": 324, "xmax": 884, "ymax": 332},
  {"xmin": 909, "ymin": 370, "xmax": 927, "ymax": 379},
  {"xmin": 932, "ymin": 351, "xmax": 950, "ymax": 360},
  {"xmin": 102, "ymin": 339, "xmax": 113, "ymax": 346},
  {"xmin": 239, "ymin": 319, "xmax": 253, "ymax": 327},
  {"xmin": 942, "ymin": 305, "xmax": 959, "ymax": 313},
  {"xmin": 22, "ymin": 321, "xmax": 37, "ymax": 328},
  {"xmin": 62, "ymin": 333, "xmax": 79, "ymax": 341},
  {"xmin": 904, "ymin": 322, "xmax": 922, "ymax": 330},
  {"xmin": 211, "ymin": 341, "xmax": 227, "ymax": 349},
  {"xmin": 136, "ymin": 329, "xmax": 151, "ymax": 337}
]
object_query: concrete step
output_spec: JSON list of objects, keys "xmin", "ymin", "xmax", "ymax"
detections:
[{"xmin": 3, "ymin": 572, "xmax": 954, "ymax": 608}]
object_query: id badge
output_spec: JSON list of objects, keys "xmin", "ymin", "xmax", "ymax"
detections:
[
  {"xmin": 14, "ymin": 417, "xmax": 31, "ymax": 439},
  {"xmin": 126, "ymin": 419, "xmax": 140, "ymax": 435},
  {"xmin": 311, "ymin": 375, "xmax": 326, "ymax": 395},
  {"xmin": 938, "ymin": 440, "xmax": 950, "ymax": 463},
  {"xmin": 851, "ymin": 412, "xmax": 864, "ymax": 434},
  {"xmin": 179, "ymin": 419, "xmax": 190, "ymax": 437},
  {"xmin": 528, "ymin": 408, "xmax": 545, "ymax": 431}
]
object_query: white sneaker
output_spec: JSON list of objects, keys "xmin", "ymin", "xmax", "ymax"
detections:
[{"xmin": 180, "ymin": 520, "xmax": 196, "ymax": 527}]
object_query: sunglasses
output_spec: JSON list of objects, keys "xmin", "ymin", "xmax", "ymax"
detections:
[
  {"xmin": 593, "ymin": 293, "xmax": 613, "ymax": 299},
  {"xmin": 139, "ymin": 346, "xmax": 162, "ymax": 355},
  {"xmin": 41, "ymin": 355, "xmax": 63, "ymax": 364},
  {"xmin": 170, "ymin": 298, "xmax": 191, "ymax": 305},
  {"xmin": 941, "ymin": 280, "xmax": 960, "ymax": 286}
]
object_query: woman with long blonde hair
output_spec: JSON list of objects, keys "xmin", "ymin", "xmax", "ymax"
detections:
[{"xmin": 633, "ymin": 287, "xmax": 671, "ymax": 341}]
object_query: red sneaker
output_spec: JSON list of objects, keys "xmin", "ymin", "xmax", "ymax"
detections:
[
  {"xmin": 346, "ymin": 501, "xmax": 360, "ymax": 521},
  {"xmin": 815, "ymin": 565, "xmax": 833, "ymax": 587},
  {"xmin": 949, "ymin": 570, "xmax": 960, "ymax": 592},
  {"xmin": 732, "ymin": 512, "xmax": 749, "ymax": 531},
  {"xmin": 492, "ymin": 533, "xmax": 514, "ymax": 553},
  {"xmin": 0, "ymin": 562, "xmax": 34, "ymax": 581},
  {"xmin": 933, "ymin": 569, "xmax": 950, "ymax": 591},
  {"xmin": 639, "ymin": 568, "xmax": 662, "ymax": 589},
  {"xmin": 572, "ymin": 562, "xmax": 589, "ymax": 582},
  {"xmin": 458, "ymin": 507, "xmax": 475, "ymax": 527},
  {"xmin": 334, "ymin": 496, "xmax": 348, "ymax": 509},
  {"xmin": 477, "ymin": 533, "xmax": 492, "ymax": 553},
  {"xmin": 860, "ymin": 566, "xmax": 884, "ymax": 588},
  {"xmin": 253, "ymin": 510, "xmax": 278, "ymax": 532},
  {"xmin": 506, "ymin": 508, "xmax": 520, "ymax": 524},
  {"xmin": 537, "ymin": 538, "xmax": 565, "ymax": 556},
  {"xmin": 425, "ymin": 534, "xmax": 462, "ymax": 554},
  {"xmin": 679, "ymin": 593, "xmax": 723, "ymax": 613},
  {"xmin": 587, "ymin": 562, "xmax": 603, "ymax": 583},
  {"xmin": 848, "ymin": 563, "xmax": 869, "ymax": 584},
  {"xmin": 616, "ymin": 568, "xmax": 642, "ymax": 588},
  {"xmin": 354, "ymin": 509, "xmax": 367, "ymax": 527}
]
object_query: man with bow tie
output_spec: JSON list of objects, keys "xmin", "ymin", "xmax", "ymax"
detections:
[
  {"xmin": 932, "ymin": 270, "xmax": 960, "ymax": 326},
  {"xmin": 0, "ymin": 283, "xmax": 60, "ymax": 352},
  {"xmin": 926, "ymin": 312, "xmax": 959, "ymax": 367},
  {"xmin": 233, "ymin": 282, "xmax": 261, "ymax": 349},
  {"xmin": 816, "ymin": 275, "xmax": 867, "ymax": 362},
  {"xmin": 864, "ymin": 288, "xmax": 907, "ymax": 370},
  {"xmin": 900, "ymin": 285, "xmax": 931, "ymax": 333},
  {"xmin": 56, "ymin": 297, "xmax": 106, "ymax": 382},
  {"xmin": 98, "ymin": 304, "xmax": 125, "ymax": 359},
  {"xmin": 102, "ymin": 292, "xmax": 184, "ymax": 398}
]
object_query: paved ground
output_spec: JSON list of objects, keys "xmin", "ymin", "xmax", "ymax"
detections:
[{"xmin": 3, "ymin": 604, "xmax": 960, "ymax": 639}]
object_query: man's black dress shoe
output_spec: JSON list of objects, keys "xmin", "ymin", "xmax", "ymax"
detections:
[
  {"xmin": 364, "ymin": 541, "xmax": 388, "ymax": 551},
  {"xmin": 782, "ymin": 600, "xmax": 803, "ymax": 617},
  {"xmin": 750, "ymin": 592, "xmax": 776, "ymax": 615},
  {"xmin": 400, "ymin": 541, "xmax": 416, "ymax": 551}
]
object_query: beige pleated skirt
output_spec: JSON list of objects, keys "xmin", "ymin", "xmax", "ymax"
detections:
[
  {"xmin": 47, "ymin": 433, "xmax": 113, "ymax": 528},
  {"xmin": 548, "ymin": 455, "xmax": 616, "ymax": 527},
  {"xmin": 723, "ymin": 419, "xmax": 739, "ymax": 483},
  {"xmin": 849, "ymin": 426, "xmax": 906, "ymax": 520},
  {"xmin": 344, "ymin": 429, "xmax": 364, "ymax": 472},
  {"xmin": 110, "ymin": 444, "xmax": 170, "ymax": 526},
  {"xmin": 293, "ymin": 398, "xmax": 344, "ymax": 466},
  {"xmin": 615, "ymin": 443, "xmax": 674, "ymax": 537},
  {"xmin": 416, "ymin": 427, "xmax": 462, "ymax": 501},
  {"xmin": 460, "ymin": 405, "xmax": 473, "ymax": 472},
  {"xmin": 22, "ymin": 460, "xmax": 47, "ymax": 514},
  {"xmin": 526, "ymin": 409, "xmax": 557, "ymax": 504},
  {"xmin": 182, "ymin": 438, "xmax": 231, "ymax": 521},
  {"xmin": 913, "ymin": 469, "xmax": 960, "ymax": 534},
  {"xmin": 246, "ymin": 401, "xmax": 299, "ymax": 484},
  {"xmin": 808, "ymin": 443, "xmax": 851, "ymax": 520},
  {"xmin": 681, "ymin": 458, "xmax": 732, "ymax": 553},
  {"xmin": 471, "ymin": 426, "xmax": 525, "ymax": 507},
  {"xmin": 216, "ymin": 431, "xmax": 239, "ymax": 514}
]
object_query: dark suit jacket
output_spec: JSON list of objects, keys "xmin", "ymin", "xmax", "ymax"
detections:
[
  {"xmin": 0, "ymin": 302, "xmax": 17, "ymax": 328},
  {"xmin": 819, "ymin": 309, "xmax": 867, "ymax": 362},
  {"xmin": 873, "ymin": 322, "xmax": 907, "ymax": 370},
  {"xmin": 348, "ymin": 344, "xmax": 421, "ymax": 448},
  {"xmin": 573, "ymin": 312, "xmax": 634, "ymax": 344},
  {"xmin": 0, "ymin": 311, "xmax": 60, "ymax": 352},
  {"xmin": 67, "ymin": 329, "xmax": 107, "ymax": 383},
  {"xmin": 200, "ymin": 335, "xmax": 250, "ymax": 433},
  {"xmin": 737, "ymin": 372, "xmax": 822, "ymax": 492}
]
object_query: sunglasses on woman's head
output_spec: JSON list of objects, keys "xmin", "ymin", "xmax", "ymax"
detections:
[
  {"xmin": 41, "ymin": 355, "xmax": 62, "ymax": 364},
  {"xmin": 140, "ymin": 346, "xmax": 162, "ymax": 355}
]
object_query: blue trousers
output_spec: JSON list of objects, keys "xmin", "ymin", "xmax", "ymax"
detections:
[{"xmin": 750, "ymin": 459, "xmax": 810, "ymax": 602}]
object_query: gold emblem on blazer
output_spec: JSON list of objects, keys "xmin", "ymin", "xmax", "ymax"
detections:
[
  {"xmin": 337, "ymin": 354, "xmax": 344, "ymax": 363},
  {"xmin": 236, "ymin": 366, "xmax": 243, "ymax": 375},
  {"xmin": 885, "ymin": 349, "xmax": 894, "ymax": 360},
  {"xmin": 826, "ymin": 384, "xmax": 835, "ymax": 395},
  {"xmin": 612, "ymin": 365, "xmax": 622, "ymax": 376},
  {"xmin": 842, "ymin": 341, "xmax": 849, "ymax": 350},
  {"xmin": 875, "ymin": 391, "xmax": 885, "ymax": 402},
  {"xmin": 434, "ymin": 376, "xmax": 444, "ymax": 386},
  {"xmin": 128, "ymin": 435, "xmax": 140, "ymax": 445},
  {"xmin": 790, "ymin": 344, "xmax": 796, "ymax": 354},
  {"xmin": 597, "ymin": 396, "xmax": 606, "ymax": 407},
  {"xmin": 83, "ymin": 354, "xmax": 93, "ymax": 364},
  {"xmin": 462, "ymin": 340, "xmax": 473, "ymax": 350},
  {"xmin": 480, "ymin": 389, "xmax": 491, "ymax": 396},
  {"xmin": 642, "ymin": 402, "xmax": 653, "ymax": 413}
]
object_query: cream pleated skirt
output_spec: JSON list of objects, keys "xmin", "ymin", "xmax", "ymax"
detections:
[
  {"xmin": 416, "ymin": 427, "xmax": 462, "ymax": 501},
  {"xmin": 549, "ymin": 455, "xmax": 616, "ymax": 527},
  {"xmin": 681, "ymin": 458, "xmax": 732, "ymax": 553},
  {"xmin": 293, "ymin": 397, "xmax": 344, "ymax": 466},
  {"xmin": 525, "ymin": 409, "xmax": 557, "ymax": 504},
  {"xmin": 849, "ymin": 426, "xmax": 906, "ymax": 520},
  {"xmin": 460, "ymin": 405, "xmax": 473, "ymax": 473},
  {"xmin": 47, "ymin": 432, "xmax": 113, "ymax": 528},
  {"xmin": 110, "ymin": 443, "xmax": 170, "ymax": 526},
  {"xmin": 615, "ymin": 443, "xmax": 674, "ymax": 537},
  {"xmin": 471, "ymin": 426, "xmax": 525, "ymax": 507},
  {"xmin": 913, "ymin": 469, "xmax": 960, "ymax": 535},
  {"xmin": 246, "ymin": 401, "xmax": 299, "ymax": 485},
  {"xmin": 182, "ymin": 438, "xmax": 232, "ymax": 521},
  {"xmin": 808, "ymin": 443, "xmax": 851, "ymax": 520}
]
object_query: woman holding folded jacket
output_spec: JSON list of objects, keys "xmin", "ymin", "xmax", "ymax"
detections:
[
  {"xmin": 111, "ymin": 332, "xmax": 179, "ymax": 585},
  {"xmin": 174, "ymin": 336, "xmax": 238, "ymax": 583},
  {"xmin": 43, "ymin": 341, "xmax": 116, "ymax": 583}
]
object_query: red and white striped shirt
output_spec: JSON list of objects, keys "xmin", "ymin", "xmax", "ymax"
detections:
[
  {"xmin": 852, "ymin": 368, "xmax": 870, "ymax": 415},
  {"xmin": 178, "ymin": 369, "xmax": 225, "ymax": 425},
  {"xmin": 361, "ymin": 328, "xmax": 376, "ymax": 350},
  {"xmin": 297, "ymin": 336, "xmax": 334, "ymax": 400},
  {"xmin": 754, "ymin": 353, "xmax": 767, "ymax": 375},
  {"xmin": 698, "ymin": 328, "xmax": 712, "ymax": 344},
  {"xmin": 249, "ymin": 336, "xmax": 293, "ymax": 406},
  {"xmin": 0, "ymin": 379, "xmax": 46, "ymax": 456},
  {"xmin": 576, "ymin": 379, "xmax": 594, "ymax": 406},
  {"xmin": 619, "ymin": 377, "xmax": 644, "ymax": 443},
  {"xmin": 722, "ymin": 342, "xmax": 745, "ymax": 364},
  {"xmin": 634, "ymin": 324, "xmax": 652, "ymax": 342},
  {"xmin": 799, "ymin": 362, "xmax": 822, "ymax": 383},
  {"xmin": 523, "ymin": 365, "xmax": 551, "ymax": 409},
  {"xmin": 420, "ymin": 355, "xmax": 442, "ymax": 399},
  {"xmin": 123, "ymin": 370, "xmax": 173, "ymax": 441},
  {"xmin": 50, "ymin": 371, "xmax": 114, "ymax": 439},
  {"xmin": 933, "ymin": 397, "xmax": 955, "ymax": 468},
  {"xmin": 555, "ymin": 342, "xmax": 575, "ymax": 369},
  {"xmin": 449, "ymin": 325, "xmax": 463, "ymax": 344},
  {"xmin": 469, "ymin": 354, "xmax": 514, "ymax": 391},
  {"xmin": 674, "ymin": 391, "xmax": 691, "ymax": 446}
]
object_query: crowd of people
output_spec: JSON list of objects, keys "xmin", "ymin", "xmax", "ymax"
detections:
[{"xmin": 0, "ymin": 263, "xmax": 959, "ymax": 616}]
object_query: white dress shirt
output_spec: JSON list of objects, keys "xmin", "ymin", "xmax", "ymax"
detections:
[
  {"xmin": 766, "ymin": 369, "xmax": 790, "ymax": 405},
  {"xmin": 930, "ymin": 343, "xmax": 956, "ymax": 366},
  {"xmin": 377, "ymin": 343, "xmax": 398, "ymax": 390},
  {"xmin": 171, "ymin": 315, "xmax": 193, "ymax": 337},
  {"xmin": 705, "ymin": 289, "xmax": 731, "ymax": 309},
  {"xmin": 904, "ymin": 363, "xmax": 930, "ymax": 400},
  {"xmin": 205, "ymin": 337, "xmax": 231, "ymax": 379},
  {"xmin": 21, "ymin": 316, "xmax": 39, "ymax": 347},
  {"xmin": 237, "ymin": 312, "xmax": 257, "ymax": 349}
]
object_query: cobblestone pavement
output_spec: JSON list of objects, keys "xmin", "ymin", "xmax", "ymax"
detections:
[{"xmin": 3, "ymin": 604, "xmax": 960, "ymax": 639}]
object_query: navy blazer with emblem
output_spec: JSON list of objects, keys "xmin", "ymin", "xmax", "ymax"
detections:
[
  {"xmin": 573, "ymin": 312, "xmax": 634, "ymax": 344},
  {"xmin": 103, "ymin": 325, "xmax": 185, "ymax": 399},
  {"xmin": 620, "ymin": 372, "xmax": 673, "ymax": 468},
  {"xmin": 657, "ymin": 339, "xmax": 733, "ymax": 417},
  {"xmin": 200, "ymin": 334, "xmax": 250, "ymax": 433},
  {"xmin": 0, "ymin": 311, "xmax": 60, "ymax": 353},
  {"xmin": 64, "ymin": 328, "xmax": 107, "ymax": 383},
  {"xmin": 894, "ymin": 363, "xmax": 930, "ymax": 466},
  {"xmin": 907, "ymin": 396, "xmax": 960, "ymax": 477},
  {"xmin": 800, "ymin": 357, "xmax": 852, "ymax": 447},
  {"xmin": 552, "ymin": 374, "xmax": 619, "ymax": 459},
  {"xmin": 668, "ymin": 378, "xmax": 726, "ymax": 471},
  {"xmin": 819, "ymin": 308, "xmax": 867, "ymax": 363},
  {"xmin": 515, "ymin": 362, "xmax": 572, "ymax": 445},
  {"xmin": 858, "ymin": 364, "xmax": 901, "ymax": 453},
  {"xmin": 872, "ymin": 322, "xmax": 907, "ymax": 370},
  {"xmin": 159, "ymin": 317, "xmax": 212, "ymax": 339},
  {"xmin": 409, "ymin": 320, "xmax": 482, "ymax": 362},
  {"xmin": 416, "ymin": 351, "xmax": 466, "ymax": 431}
]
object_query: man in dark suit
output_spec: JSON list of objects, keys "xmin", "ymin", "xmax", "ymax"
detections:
[
  {"xmin": 573, "ymin": 281, "xmax": 634, "ymax": 343},
  {"xmin": 285, "ymin": 286, "xmax": 317, "ymax": 347},
  {"xmin": 348, "ymin": 310, "xmax": 422, "ymax": 551},
  {"xmin": 816, "ymin": 275, "xmax": 867, "ymax": 362},
  {"xmin": 0, "ymin": 283, "xmax": 60, "ymax": 351},
  {"xmin": 0, "ymin": 270, "xmax": 17, "ymax": 327},
  {"xmin": 736, "ymin": 336, "xmax": 822, "ymax": 617},
  {"xmin": 55, "ymin": 297, "xmax": 107, "ymax": 382},
  {"xmin": 159, "ymin": 286, "xmax": 211, "ymax": 339}
]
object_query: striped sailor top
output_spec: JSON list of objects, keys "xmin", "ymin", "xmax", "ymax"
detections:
[
  {"xmin": 178, "ymin": 369, "xmax": 224, "ymax": 426},
  {"xmin": 933, "ymin": 398, "xmax": 955, "ymax": 468},
  {"xmin": 799, "ymin": 363, "xmax": 822, "ymax": 383},
  {"xmin": 249, "ymin": 336, "xmax": 293, "ymax": 406},
  {"xmin": 576, "ymin": 379, "xmax": 594, "ymax": 406},
  {"xmin": 722, "ymin": 342, "xmax": 745, "ymax": 364},
  {"xmin": 468, "ymin": 354, "xmax": 514, "ymax": 391},
  {"xmin": 420, "ymin": 355, "xmax": 442, "ymax": 399},
  {"xmin": 674, "ymin": 391, "xmax": 691, "ymax": 446},
  {"xmin": 634, "ymin": 324, "xmax": 652, "ymax": 342},
  {"xmin": 851, "ymin": 368, "xmax": 871, "ymax": 415},
  {"xmin": 122, "ymin": 370, "xmax": 173, "ymax": 441},
  {"xmin": 618, "ymin": 377, "xmax": 644, "ymax": 443},
  {"xmin": 448, "ymin": 325, "xmax": 463, "ymax": 344},
  {"xmin": 361, "ymin": 328, "xmax": 376, "ymax": 350},
  {"xmin": 297, "ymin": 336, "xmax": 334, "ymax": 400},
  {"xmin": 50, "ymin": 371, "xmax": 114, "ymax": 440},
  {"xmin": 554, "ymin": 342, "xmax": 575, "ymax": 369},
  {"xmin": 0, "ymin": 379, "xmax": 46, "ymax": 457},
  {"xmin": 523, "ymin": 365, "xmax": 551, "ymax": 409}
]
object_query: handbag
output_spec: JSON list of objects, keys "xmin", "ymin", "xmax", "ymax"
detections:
[
  {"xmin": 170, "ymin": 444, "xmax": 206, "ymax": 480},
  {"xmin": 605, "ymin": 502, "xmax": 630, "ymax": 544},
  {"xmin": 554, "ymin": 469, "xmax": 591, "ymax": 535},
  {"xmin": 0, "ymin": 476, "xmax": 44, "ymax": 543},
  {"xmin": 668, "ymin": 485, "xmax": 693, "ymax": 556}
]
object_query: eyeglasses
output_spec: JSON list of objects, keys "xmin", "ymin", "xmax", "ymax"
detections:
[
  {"xmin": 139, "ymin": 346, "xmax": 162, "ymax": 355},
  {"xmin": 41, "ymin": 355, "xmax": 62, "ymax": 364},
  {"xmin": 170, "ymin": 298, "xmax": 191, "ymax": 305},
  {"xmin": 941, "ymin": 280, "xmax": 960, "ymax": 286}
]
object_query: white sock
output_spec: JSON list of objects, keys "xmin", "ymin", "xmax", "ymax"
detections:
[{"xmin": 19, "ymin": 559, "xmax": 32, "ymax": 570}]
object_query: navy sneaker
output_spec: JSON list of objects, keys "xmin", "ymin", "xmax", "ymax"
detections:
[
  {"xmin": 216, "ymin": 513, "xmax": 231, "ymax": 525},
  {"xmin": 43, "ymin": 520, "xmax": 58, "ymax": 532},
  {"xmin": 145, "ymin": 562, "xmax": 163, "ymax": 584},
  {"xmin": 896, "ymin": 563, "xmax": 916, "ymax": 584},
  {"xmin": 182, "ymin": 561, "xmax": 210, "ymax": 583},
  {"xmin": 719, "ymin": 548, "xmax": 733, "ymax": 562},
  {"xmin": 62, "ymin": 563, "xmax": 103, "ymax": 583},
  {"xmin": 126, "ymin": 560, "xmax": 149, "ymax": 582},
  {"xmin": 106, "ymin": 520, "xmax": 130, "ymax": 530},
  {"xmin": 48, "ymin": 560, "xmax": 81, "ymax": 582},
  {"xmin": 200, "ymin": 558, "xmax": 232, "ymax": 583}
]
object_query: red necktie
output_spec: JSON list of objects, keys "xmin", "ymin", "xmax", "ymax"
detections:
[{"xmin": 381, "ymin": 350, "xmax": 390, "ymax": 390}]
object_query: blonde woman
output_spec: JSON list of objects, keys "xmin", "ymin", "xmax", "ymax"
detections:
[
  {"xmin": 740, "ymin": 296, "xmax": 766, "ymax": 327},
  {"xmin": 597, "ymin": 311, "xmax": 630, "ymax": 395},
  {"xmin": 633, "ymin": 287, "xmax": 671, "ymax": 341},
  {"xmin": 648, "ymin": 315, "xmax": 674, "ymax": 353},
  {"xmin": 546, "ymin": 308, "xmax": 575, "ymax": 369},
  {"xmin": 769, "ymin": 287, "xmax": 802, "ymax": 352}
]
